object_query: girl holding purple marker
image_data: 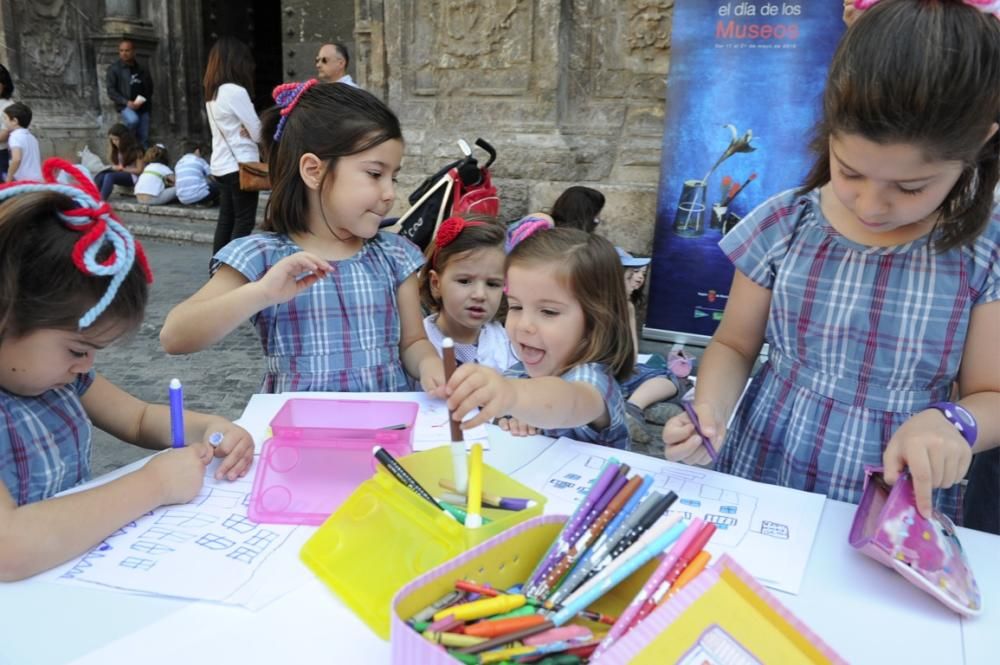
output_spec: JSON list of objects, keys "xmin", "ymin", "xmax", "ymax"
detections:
[{"xmin": 0, "ymin": 162, "xmax": 254, "ymax": 581}]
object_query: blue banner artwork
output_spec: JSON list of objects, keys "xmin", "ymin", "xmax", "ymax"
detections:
[{"xmin": 646, "ymin": 0, "xmax": 845, "ymax": 339}]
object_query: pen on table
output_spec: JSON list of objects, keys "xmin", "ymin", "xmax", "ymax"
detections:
[
  {"xmin": 437, "ymin": 480, "xmax": 535, "ymax": 510},
  {"xmin": 681, "ymin": 400, "xmax": 719, "ymax": 463},
  {"xmin": 465, "ymin": 442, "xmax": 484, "ymax": 529},
  {"xmin": 168, "ymin": 378, "xmax": 185, "ymax": 448},
  {"xmin": 442, "ymin": 337, "xmax": 469, "ymax": 493},
  {"xmin": 372, "ymin": 445, "xmax": 459, "ymax": 522}
]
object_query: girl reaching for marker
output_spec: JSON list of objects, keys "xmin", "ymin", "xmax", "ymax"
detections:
[
  {"xmin": 160, "ymin": 81, "xmax": 445, "ymax": 394},
  {"xmin": 0, "ymin": 161, "xmax": 253, "ymax": 581},
  {"xmin": 446, "ymin": 226, "xmax": 635, "ymax": 450}
]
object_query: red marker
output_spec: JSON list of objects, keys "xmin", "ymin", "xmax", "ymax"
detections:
[{"xmin": 633, "ymin": 522, "xmax": 716, "ymax": 623}]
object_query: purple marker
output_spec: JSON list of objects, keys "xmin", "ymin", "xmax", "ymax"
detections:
[
  {"xmin": 527, "ymin": 460, "xmax": 620, "ymax": 594},
  {"xmin": 169, "ymin": 378, "xmax": 185, "ymax": 448}
]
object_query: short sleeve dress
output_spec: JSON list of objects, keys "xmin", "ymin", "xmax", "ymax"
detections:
[
  {"xmin": 0, "ymin": 371, "xmax": 96, "ymax": 506},
  {"xmin": 504, "ymin": 362, "xmax": 630, "ymax": 450},
  {"xmin": 717, "ymin": 189, "xmax": 1000, "ymax": 520},
  {"xmin": 212, "ymin": 231, "xmax": 425, "ymax": 392}
]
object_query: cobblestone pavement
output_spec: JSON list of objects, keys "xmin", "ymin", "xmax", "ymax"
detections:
[
  {"xmin": 91, "ymin": 238, "xmax": 685, "ymax": 474},
  {"xmin": 90, "ymin": 239, "xmax": 262, "ymax": 475}
]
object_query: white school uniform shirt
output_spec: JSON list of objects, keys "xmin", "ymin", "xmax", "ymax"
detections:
[
  {"xmin": 206, "ymin": 83, "xmax": 261, "ymax": 177},
  {"xmin": 8, "ymin": 127, "xmax": 42, "ymax": 181},
  {"xmin": 134, "ymin": 162, "xmax": 173, "ymax": 197},
  {"xmin": 423, "ymin": 314, "xmax": 518, "ymax": 372},
  {"xmin": 174, "ymin": 153, "xmax": 212, "ymax": 203}
]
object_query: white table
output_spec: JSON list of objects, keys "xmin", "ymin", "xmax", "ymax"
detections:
[{"xmin": 1, "ymin": 392, "xmax": 996, "ymax": 664}]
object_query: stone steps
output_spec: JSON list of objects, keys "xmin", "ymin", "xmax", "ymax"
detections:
[{"xmin": 111, "ymin": 195, "xmax": 268, "ymax": 245}]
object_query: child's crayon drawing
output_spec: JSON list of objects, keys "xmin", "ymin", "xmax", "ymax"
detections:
[{"xmin": 43, "ymin": 458, "xmax": 312, "ymax": 609}]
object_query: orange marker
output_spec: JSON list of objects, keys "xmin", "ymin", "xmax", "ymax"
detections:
[
  {"xmin": 464, "ymin": 614, "xmax": 549, "ymax": 638},
  {"xmin": 659, "ymin": 550, "xmax": 711, "ymax": 605}
]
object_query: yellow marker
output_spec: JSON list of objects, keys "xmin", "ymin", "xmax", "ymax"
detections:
[
  {"xmin": 479, "ymin": 644, "xmax": 536, "ymax": 663},
  {"xmin": 432, "ymin": 593, "xmax": 526, "ymax": 622},
  {"xmin": 466, "ymin": 443, "xmax": 484, "ymax": 529},
  {"xmin": 421, "ymin": 630, "xmax": 488, "ymax": 647}
]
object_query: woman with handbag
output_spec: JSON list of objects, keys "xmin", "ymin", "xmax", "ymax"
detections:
[{"xmin": 203, "ymin": 37, "xmax": 262, "ymax": 254}]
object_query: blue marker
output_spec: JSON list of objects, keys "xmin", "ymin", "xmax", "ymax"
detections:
[{"xmin": 169, "ymin": 378, "xmax": 185, "ymax": 448}]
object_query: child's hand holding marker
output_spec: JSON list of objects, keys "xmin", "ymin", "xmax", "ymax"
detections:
[
  {"xmin": 661, "ymin": 400, "xmax": 725, "ymax": 466},
  {"xmin": 252, "ymin": 251, "xmax": 332, "ymax": 307},
  {"xmin": 201, "ymin": 418, "xmax": 255, "ymax": 481},
  {"xmin": 446, "ymin": 363, "xmax": 517, "ymax": 429}
]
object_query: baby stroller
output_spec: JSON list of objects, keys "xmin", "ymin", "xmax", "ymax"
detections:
[{"xmin": 386, "ymin": 138, "xmax": 499, "ymax": 251}]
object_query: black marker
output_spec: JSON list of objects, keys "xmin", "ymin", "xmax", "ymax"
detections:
[{"xmin": 373, "ymin": 446, "xmax": 458, "ymax": 522}]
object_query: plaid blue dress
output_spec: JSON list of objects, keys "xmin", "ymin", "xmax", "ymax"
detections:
[
  {"xmin": 504, "ymin": 362, "xmax": 630, "ymax": 450},
  {"xmin": 0, "ymin": 371, "xmax": 95, "ymax": 506},
  {"xmin": 213, "ymin": 231, "xmax": 425, "ymax": 393},
  {"xmin": 717, "ymin": 189, "xmax": 1000, "ymax": 520}
]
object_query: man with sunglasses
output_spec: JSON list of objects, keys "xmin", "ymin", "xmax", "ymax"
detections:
[{"xmin": 315, "ymin": 43, "xmax": 358, "ymax": 87}]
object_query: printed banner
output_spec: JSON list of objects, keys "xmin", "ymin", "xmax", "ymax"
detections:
[{"xmin": 646, "ymin": 1, "xmax": 845, "ymax": 339}]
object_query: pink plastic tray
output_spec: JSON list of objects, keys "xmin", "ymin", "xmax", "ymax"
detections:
[
  {"xmin": 269, "ymin": 398, "xmax": 419, "ymax": 447},
  {"xmin": 248, "ymin": 435, "xmax": 412, "ymax": 525},
  {"xmin": 248, "ymin": 398, "xmax": 418, "ymax": 525}
]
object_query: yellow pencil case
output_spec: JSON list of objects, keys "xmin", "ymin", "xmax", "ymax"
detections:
[{"xmin": 300, "ymin": 445, "xmax": 545, "ymax": 638}]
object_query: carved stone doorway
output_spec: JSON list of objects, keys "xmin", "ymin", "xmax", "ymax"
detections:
[{"xmin": 200, "ymin": 0, "xmax": 283, "ymax": 111}]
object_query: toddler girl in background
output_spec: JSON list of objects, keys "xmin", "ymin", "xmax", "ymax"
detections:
[
  {"xmin": 419, "ymin": 215, "xmax": 517, "ymax": 371},
  {"xmin": 663, "ymin": 0, "xmax": 1000, "ymax": 520},
  {"xmin": 0, "ymin": 161, "xmax": 253, "ymax": 581},
  {"xmin": 161, "ymin": 81, "xmax": 445, "ymax": 394},
  {"xmin": 134, "ymin": 143, "xmax": 177, "ymax": 206},
  {"xmin": 447, "ymin": 227, "xmax": 635, "ymax": 449}
]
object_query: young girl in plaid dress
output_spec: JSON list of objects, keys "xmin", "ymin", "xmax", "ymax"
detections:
[
  {"xmin": 0, "ymin": 161, "xmax": 253, "ymax": 580},
  {"xmin": 663, "ymin": 0, "xmax": 1000, "ymax": 521},
  {"xmin": 446, "ymin": 227, "xmax": 635, "ymax": 450},
  {"xmin": 161, "ymin": 82, "xmax": 445, "ymax": 394}
]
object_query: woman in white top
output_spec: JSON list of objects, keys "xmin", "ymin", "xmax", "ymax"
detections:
[
  {"xmin": 203, "ymin": 37, "xmax": 261, "ymax": 254},
  {"xmin": 0, "ymin": 65, "xmax": 15, "ymax": 180}
]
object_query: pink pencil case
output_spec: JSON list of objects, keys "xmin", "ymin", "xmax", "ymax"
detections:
[{"xmin": 848, "ymin": 466, "xmax": 981, "ymax": 616}]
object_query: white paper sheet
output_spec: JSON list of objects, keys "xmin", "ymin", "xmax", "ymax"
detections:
[
  {"xmin": 505, "ymin": 437, "xmax": 825, "ymax": 595},
  {"xmin": 42, "ymin": 457, "xmax": 311, "ymax": 610}
]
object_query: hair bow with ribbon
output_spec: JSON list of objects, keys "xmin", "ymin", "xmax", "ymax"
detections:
[{"xmin": 0, "ymin": 158, "xmax": 153, "ymax": 329}]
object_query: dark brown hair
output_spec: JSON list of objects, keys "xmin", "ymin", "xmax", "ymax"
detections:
[
  {"xmin": 0, "ymin": 192, "xmax": 149, "ymax": 338},
  {"xmin": 418, "ymin": 217, "xmax": 507, "ymax": 312},
  {"xmin": 800, "ymin": 0, "xmax": 1000, "ymax": 251},
  {"xmin": 107, "ymin": 123, "xmax": 142, "ymax": 167},
  {"xmin": 507, "ymin": 228, "xmax": 634, "ymax": 380},
  {"xmin": 259, "ymin": 82, "xmax": 402, "ymax": 235},
  {"xmin": 551, "ymin": 186, "xmax": 606, "ymax": 234},
  {"xmin": 4, "ymin": 101, "xmax": 30, "ymax": 128},
  {"xmin": 203, "ymin": 36, "xmax": 256, "ymax": 101}
]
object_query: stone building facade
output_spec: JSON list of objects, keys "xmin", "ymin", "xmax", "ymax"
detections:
[{"xmin": 0, "ymin": 0, "xmax": 671, "ymax": 251}]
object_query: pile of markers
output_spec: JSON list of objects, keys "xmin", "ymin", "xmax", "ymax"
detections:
[{"xmin": 404, "ymin": 458, "xmax": 718, "ymax": 663}]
